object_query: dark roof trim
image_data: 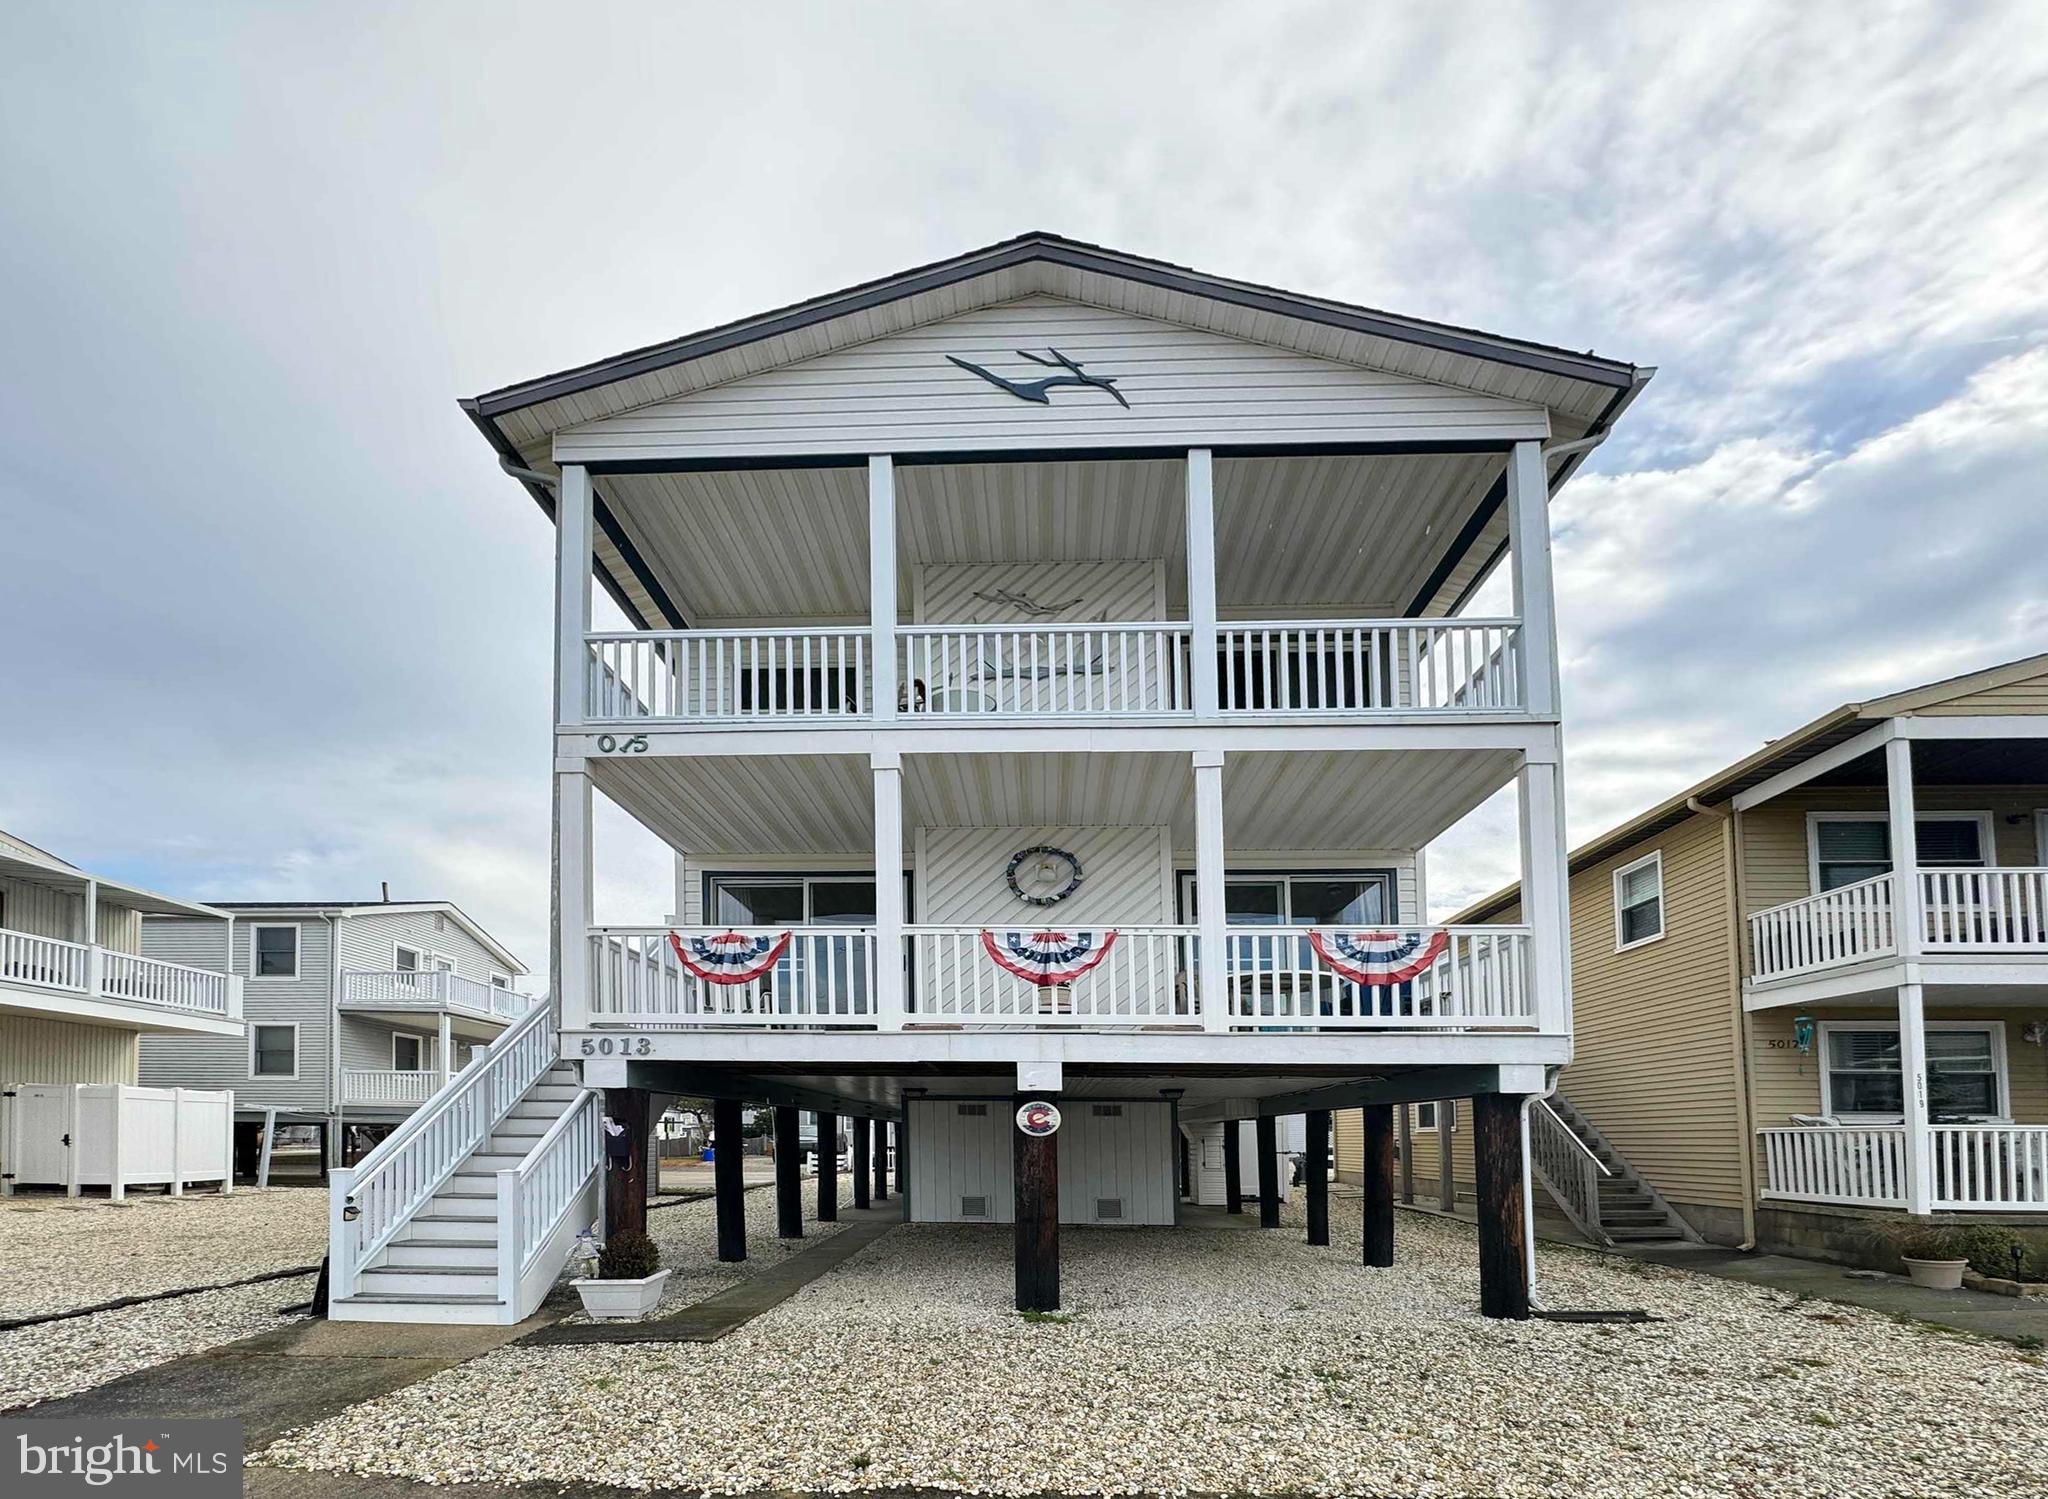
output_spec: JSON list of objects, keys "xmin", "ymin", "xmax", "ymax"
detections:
[{"xmin": 466, "ymin": 232, "xmax": 1639, "ymax": 420}]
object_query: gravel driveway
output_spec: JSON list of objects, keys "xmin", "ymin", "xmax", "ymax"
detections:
[
  {"xmin": 0, "ymin": 1188, "xmax": 327, "ymax": 1319},
  {"xmin": 260, "ymin": 1195, "xmax": 2048, "ymax": 1496}
]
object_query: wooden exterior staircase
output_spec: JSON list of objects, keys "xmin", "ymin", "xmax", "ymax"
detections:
[{"xmin": 1529, "ymin": 1092, "xmax": 1696, "ymax": 1247}]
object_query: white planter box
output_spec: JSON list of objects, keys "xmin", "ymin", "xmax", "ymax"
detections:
[{"xmin": 572, "ymin": 1270, "xmax": 670, "ymax": 1320}]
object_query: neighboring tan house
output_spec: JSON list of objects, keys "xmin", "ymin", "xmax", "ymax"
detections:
[
  {"xmin": 139, "ymin": 900, "xmax": 530, "ymax": 1169},
  {"xmin": 1, "ymin": 829, "xmax": 243, "ymax": 1087},
  {"xmin": 1347, "ymin": 653, "xmax": 2048, "ymax": 1265}
]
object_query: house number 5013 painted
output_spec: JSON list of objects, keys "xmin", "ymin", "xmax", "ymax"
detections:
[
  {"xmin": 579, "ymin": 1036, "xmax": 653, "ymax": 1056},
  {"xmin": 595, "ymin": 734, "xmax": 648, "ymax": 753}
]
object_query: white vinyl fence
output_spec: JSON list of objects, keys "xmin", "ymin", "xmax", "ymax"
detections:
[{"xmin": 2, "ymin": 1084, "xmax": 234, "ymax": 1198}]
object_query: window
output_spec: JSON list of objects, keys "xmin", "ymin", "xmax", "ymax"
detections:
[
  {"xmin": 1613, "ymin": 851, "xmax": 1664, "ymax": 950},
  {"xmin": 393, "ymin": 944, "xmax": 421, "ymax": 972},
  {"xmin": 1415, "ymin": 1100, "xmax": 1456, "ymax": 1131},
  {"xmin": 430, "ymin": 954, "xmax": 456, "ymax": 973},
  {"xmin": 251, "ymin": 1023, "xmax": 297, "ymax": 1078},
  {"xmin": 1179, "ymin": 872, "xmax": 1396, "ymax": 925},
  {"xmin": 251, "ymin": 924, "xmax": 299, "ymax": 979},
  {"xmin": 489, "ymin": 972, "xmax": 512, "ymax": 990},
  {"xmin": 1821, "ymin": 1023, "xmax": 2004, "ymax": 1120},
  {"xmin": 392, "ymin": 1033, "xmax": 424, "ymax": 1071},
  {"xmin": 1809, "ymin": 814, "xmax": 1990, "ymax": 893},
  {"xmin": 709, "ymin": 877, "xmax": 878, "ymax": 926}
]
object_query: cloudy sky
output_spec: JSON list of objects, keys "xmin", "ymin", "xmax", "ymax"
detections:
[{"xmin": 3, "ymin": 2, "xmax": 2045, "ymax": 977}]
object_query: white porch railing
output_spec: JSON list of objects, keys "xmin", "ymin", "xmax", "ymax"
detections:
[
  {"xmin": 900, "ymin": 622, "xmax": 1191, "ymax": 717},
  {"xmin": 905, "ymin": 926, "xmax": 1196, "ymax": 1025},
  {"xmin": 1921, "ymin": 868, "xmax": 2048, "ymax": 951},
  {"xmin": 343, "ymin": 1069, "xmax": 438, "ymax": 1107},
  {"xmin": 1759, "ymin": 1123, "xmax": 2048, "ymax": 1211},
  {"xmin": 1216, "ymin": 619, "xmax": 1522, "ymax": 714},
  {"xmin": 341, "ymin": 969, "xmax": 530, "ymax": 1022},
  {"xmin": 1220, "ymin": 926, "xmax": 1533, "ymax": 1028},
  {"xmin": 2, "ymin": 927, "xmax": 239, "ymax": 1021},
  {"xmin": 328, "ymin": 1001, "xmax": 556, "ymax": 1300},
  {"xmin": 496, "ymin": 1087, "xmax": 603, "ymax": 1309},
  {"xmin": 100, "ymin": 950, "xmax": 239, "ymax": 1017},
  {"xmin": 589, "ymin": 928, "xmax": 879, "ymax": 1024},
  {"xmin": 1747, "ymin": 874, "xmax": 1898, "ymax": 982},
  {"xmin": 586, "ymin": 629, "xmax": 869, "ymax": 722},
  {"xmin": 1, "ymin": 928, "xmax": 90, "ymax": 992}
]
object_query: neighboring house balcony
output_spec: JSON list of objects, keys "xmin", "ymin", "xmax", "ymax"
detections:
[
  {"xmin": 0, "ymin": 926, "xmax": 243, "ymax": 1037},
  {"xmin": 1746, "ymin": 867, "xmax": 2048, "ymax": 1002},
  {"xmin": 341, "ymin": 1068, "xmax": 441, "ymax": 1109},
  {"xmin": 339, "ymin": 969, "xmax": 536, "ymax": 1031},
  {"xmin": 587, "ymin": 924, "xmax": 1537, "ymax": 1034}
]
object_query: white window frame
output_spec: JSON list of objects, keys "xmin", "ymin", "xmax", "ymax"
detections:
[
  {"xmin": 250, "ymin": 1021, "xmax": 299, "ymax": 1080},
  {"xmin": 430, "ymin": 952, "xmax": 457, "ymax": 973},
  {"xmin": 488, "ymin": 971, "xmax": 513, "ymax": 990},
  {"xmin": 1816, "ymin": 1020, "xmax": 2009, "ymax": 1124},
  {"xmin": 391, "ymin": 1031, "xmax": 426, "ymax": 1071},
  {"xmin": 1414, "ymin": 1100, "xmax": 1456, "ymax": 1132},
  {"xmin": 393, "ymin": 942, "xmax": 423, "ymax": 972},
  {"xmin": 1612, "ymin": 849, "xmax": 1665, "ymax": 953},
  {"xmin": 249, "ymin": 923, "xmax": 300, "ymax": 981},
  {"xmin": 2034, "ymin": 809, "xmax": 2048, "ymax": 865},
  {"xmin": 1805, "ymin": 811, "xmax": 1995, "ymax": 893}
]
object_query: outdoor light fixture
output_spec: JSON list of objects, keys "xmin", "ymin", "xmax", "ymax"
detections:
[
  {"xmin": 1793, "ymin": 1016, "xmax": 1816, "ymax": 1052},
  {"xmin": 2023, "ymin": 1022, "xmax": 2047, "ymax": 1047},
  {"xmin": 341, "ymin": 1198, "xmax": 361, "ymax": 1222}
]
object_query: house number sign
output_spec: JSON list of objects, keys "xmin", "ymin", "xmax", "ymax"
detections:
[{"xmin": 1016, "ymin": 1100, "xmax": 1062, "ymax": 1137}]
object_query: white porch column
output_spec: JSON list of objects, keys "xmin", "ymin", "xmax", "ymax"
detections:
[
  {"xmin": 870, "ymin": 456, "xmax": 898, "ymax": 722},
  {"xmin": 1517, "ymin": 750, "xmax": 1572, "ymax": 1035},
  {"xmin": 556, "ymin": 463, "xmax": 593, "ymax": 727},
  {"xmin": 437, "ymin": 1012, "xmax": 453, "ymax": 1087},
  {"xmin": 1193, "ymin": 750, "xmax": 1229, "ymax": 1032},
  {"xmin": 1887, "ymin": 736, "xmax": 1933, "ymax": 1214},
  {"xmin": 873, "ymin": 751, "xmax": 905, "ymax": 1030},
  {"xmin": 1504, "ymin": 440, "xmax": 1558, "ymax": 718},
  {"xmin": 1186, "ymin": 449, "xmax": 1219, "ymax": 719},
  {"xmin": 83, "ymin": 878, "xmax": 101, "ymax": 996},
  {"xmin": 557, "ymin": 768, "xmax": 594, "ymax": 1032}
]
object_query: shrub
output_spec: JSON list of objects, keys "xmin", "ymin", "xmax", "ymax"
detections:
[
  {"xmin": 1945, "ymin": 1225, "xmax": 2040, "ymax": 1280},
  {"xmin": 1891, "ymin": 1224, "xmax": 1970, "ymax": 1262},
  {"xmin": 598, "ymin": 1229, "xmax": 662, "ymax": 1280}
]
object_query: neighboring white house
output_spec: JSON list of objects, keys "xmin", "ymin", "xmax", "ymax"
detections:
[
  {"xmin": 326, "ymin": 233, "xmax": 1648, "ymax": 1324},
  {"xmin": 140, "ymin": 900, "xmax": 529, "ymax": 1170}
]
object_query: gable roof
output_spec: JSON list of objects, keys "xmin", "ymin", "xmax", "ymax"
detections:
[
  {"xmin": 200, "ymin": 900, "xmax": 527, "ymax": 975},
  {"xmin": 1457, "ymin": 651, "xmax": 2048, "ymax": 922},
  {"xmin": 461, "ymin": 232, "xmax": 1650, "ymax": 628}
]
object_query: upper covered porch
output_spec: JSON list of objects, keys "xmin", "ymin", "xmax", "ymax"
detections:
[{"xmin": 0, "ymin": 842, "xmax": 242, "ymax": 1037}]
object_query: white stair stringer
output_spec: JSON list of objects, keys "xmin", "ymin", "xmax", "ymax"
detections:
[{"xmin": 327, "ymin": 1006, "xmax": 604, "ymax": 1326}]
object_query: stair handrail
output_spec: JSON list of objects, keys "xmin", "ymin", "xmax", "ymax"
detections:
[
  {"xmin": 1528, "ymin": 1097, "xmax": 1612, "ymax": 1245},
  {"xmin": 495, "ymin": 1087, "xmax": 603, "ymax": 1311},
  {"xmin": 328, "ymin": 998, "xmax": 557, "ymax": 1301}
]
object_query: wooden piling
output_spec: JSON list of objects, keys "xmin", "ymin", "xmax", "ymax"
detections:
[
  {"xmin": 1013, "ymin": 1095, "xmax": 1060, "ymax": 1312},
  {"xmin": 1223, "ymin": 1122, "xmax": 1243, "ymax": 1214},
  {"xmin": 1305, "ymin": 1109, "xmax": 1330, "ymax": 1246},
  {"xmin": 1361, "ymin": 1103, "xmax": 1395, "ymax": 1267},
  {"xmin": 1472, "ymin": 1092, "xmax": 1530, "ymax": 1319},
  {"xmin": 713, "ymin": 1097, "xmax": 745, "ymax": 1262},
  {"xmin": 872, "ymin": 1117, "xmax": 889, "ymax": 1202},
  {"xmin": 1256, "ymin": 1116, "xmax": 1280, "ymax": 1228},
  {"xmin": 817, "ymin": 1111, "xmax": 839, "ymax": 1222},
  {"xmin": 852, "ymin": 1115, "xmax": 872, "ymax": 1210},
  {"xmin": 603, "ymin": 1087, "xmax": 650, "ymax": 1242},
  {"xmin": 773, "ymin": 1104, "xmax": 802, "ymax": 1238}
]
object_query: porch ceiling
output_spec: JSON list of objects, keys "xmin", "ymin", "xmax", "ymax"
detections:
[
  {"xmin": 591, "ymin": 450, "xmax": 1511, "ymax": 626},
  {"xmin": 589, "ymin": 747, "xmax": 1517, "ymax": 857},
  {"xmin": 1808, "ymin": 739, "xmax": 2048, "ymax": 787}
]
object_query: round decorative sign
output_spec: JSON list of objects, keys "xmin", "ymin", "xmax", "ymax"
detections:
[
  {"xmin": 1016, "ymin": 1100, "xmax": 1063, "ymax": 1138},
  {"xmin": 1006, "ymin": 845, "xmax": 1083, "ymax": 907}
]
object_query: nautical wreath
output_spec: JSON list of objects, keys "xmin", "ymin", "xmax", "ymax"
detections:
[
  {"xmin": 1305, "ymin": 929, "xmax": 1449, "ymax": 985},
  {"xmin": 1005, "ymin": 844, "xmax": 1083, "ymax": 906},
  {"xmin": 980, "ymin": 928, "xmax": 1119, "ymax": 985},
  {"xmin": 667, "ymin": 929, "xmax": 792, "ymax": 985}
]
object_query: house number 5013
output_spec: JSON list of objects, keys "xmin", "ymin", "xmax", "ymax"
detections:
[
  {"xmin": 580, "ymin": 1036, "xmax": 652, "ymax": 1056},
  {"xmin": 595, "ymin": 734, "xmax": 648, "ymax": 753}
]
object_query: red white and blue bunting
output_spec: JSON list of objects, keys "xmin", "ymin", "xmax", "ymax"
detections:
[
  {"xmin": 667, "ymin": 929, "xmax": 792, "ymax": 986},
  {"xmin": 980, "ymin": 928, "xmax": 1119, "ymax": 985},
  {"xmin": 1306, "ymin": 929, "xmax": 1449, "ymax": 986}
]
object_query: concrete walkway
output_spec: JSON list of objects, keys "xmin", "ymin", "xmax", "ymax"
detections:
[
  {"xmin": 20, "ymin": 1306, "xmax": 564, "ymax": 1449},
  {"xmin": 521, "ymin": 1203, "xmax": 902, "ymax": 1346},
  {"xmin": 1606, "ymin": 1238, "xmax": 2048, "ymax": 1342}
]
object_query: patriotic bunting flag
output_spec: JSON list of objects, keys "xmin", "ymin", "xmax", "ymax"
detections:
[
  {"xmin": 667, "ymin": 929, "xmax": 792, "ymax": 985},
  {"xmin": 1306, "ymin": 928, "xmax": 1449, "ymax": 986},
  {"xmin": 980, "ymin": 928, "xmax": 1119, "ymax": 985}
]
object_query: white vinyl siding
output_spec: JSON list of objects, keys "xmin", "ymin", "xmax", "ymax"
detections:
[
  {"xmin": 552, "ymin": 295, "xmax": 1552, "ymax": 463},
  {"xmin": 1613, "ymin": 850, "xmax": 1664, "ymax": 951},
  {"xmin": 141, "ymin": 916, "xmax": 335, "ymax": 1111}
]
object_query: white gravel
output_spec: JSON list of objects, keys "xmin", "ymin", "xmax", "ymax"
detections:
[
  {"xmin": 0, "ymin": 1274, "xmax": 315, "ymax": 1411},
  {"xmin": 561, "ymin": 1176, "xmax": 863, "ymax": 1321},
  {"xmin": 260, "ymin": 1195, "xmax": 2048, "ymax": 1496},
  {"xmin": 0, "ymin": 1188, "xmax": 326, "ymax": 1318}
]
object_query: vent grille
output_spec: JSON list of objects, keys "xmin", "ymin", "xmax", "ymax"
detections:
[
  {"xmin": 1091, "ymin": 1104, "xmax": 1124, "ymax": 1117},
  {"xmin": 961, "ymin": 1195, "xmax": 990, "ymax": 1218},
  {"xmin": 1096, "ymin": 1197, "xmax": 1125, "ymax": 1220},
  {"xmin": 956, "ymin": 1103, "xmax": 988, "ymax": 1117}
]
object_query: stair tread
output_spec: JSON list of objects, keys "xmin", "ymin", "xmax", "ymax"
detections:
[
  {"xmin": 392, "ymin": 1238, "xmax": 500, "ymax": 1249},
  {"xmin": 340, "ymin": 1292, "xmax": 505, "ymax": 1306},
  {"xmin": 363, "ymin": 1264, "xmax": 498, "ymax": 1278}
]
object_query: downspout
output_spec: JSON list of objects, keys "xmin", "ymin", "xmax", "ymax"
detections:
[
  {"xmin": 1521, "ymin": 1065, "xmax": 1562, "ymax": 1311},
  {"xmin": 328, "ymin": 912, "xmax": 343, "ymax": 1168},
  {"xmin": 1691, "ymin": 795, "xmax": 1760, "ymax": 1250},
  {"xmin": 500, "ymin": 458, "xmax": 558, "ymax": 491}
]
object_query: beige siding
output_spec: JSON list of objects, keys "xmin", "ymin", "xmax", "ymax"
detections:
[
  {"xmin": 1739, "ymin": 785, "xmax": 2048, "ymax": 918},
  {"xmin": 553, "ymin": 295, "xmax": 1551, "ymax": 462},
  {"xmin": 0, "ymin": 1015, "xmax": 139, "ymax": 1086},
  {"xmin": 1908, "ymin": 669, "xmax": 2048, "ymax": 715}
]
